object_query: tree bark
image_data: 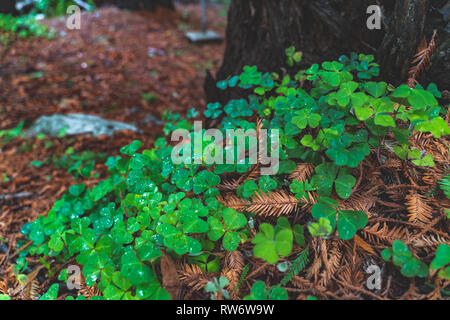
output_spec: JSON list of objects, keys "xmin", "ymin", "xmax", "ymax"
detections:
[
  {"xmin": 378, "ymin": 0, "xmax": 429, "ymax": 82},
  {"xmin": 206, "ymin": 0, "xmax": 449, "ymax": 104},
  {"xmin": 0, "ymin": 0, "xmax": 17, "ymax": 14}
]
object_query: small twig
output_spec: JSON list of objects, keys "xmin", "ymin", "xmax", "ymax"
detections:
[
  {"xmin": 370, "ymin": 217, "xmax": 450, "ymax": 239},
  {"xmin": 353, "ymin": 163, "xmax": 364, "ymax": 192},
  {"xmin": 405, "ymin": 214, "xmax": 446, "ymax": 246},
  {"xmin": 0, "ymin": 192, "xmax": 32, "ymax": 200},
  {"xmin": 383, "ymin": 184, "xmax": 429, "ymax": 191},
  {"xmin": 334, "ymin": 279, "xmax": 387, "ymax": 300},
  {"xmin": 10, "ymin": 240, "xmax": 33, "ymax": 259}
]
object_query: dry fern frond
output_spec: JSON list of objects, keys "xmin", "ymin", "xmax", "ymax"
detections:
[
  {"xmin": 235, "ymin": 164, "xmax": 260, "ymax": 186},
  {"xmin": 361, "ymin": 222, "xmax": 409, "ymax": 245},
  {"xmin": 224, "ymin": 250, "xmax": 245, "ymax": 271},
  {"xmin": 78, "ymin": 283, "xmax": 102, "ymax": 299},
  {"xmin": 405, "ymin": 191, "xmax": 434, "ymax": 224},
  {"xmin": 23, "ymin": 279, "xmax": 40, "ymax": 300},
  {"xmin": 353, "ymin": 234, "xmax": 376, "ymax": 255},
  {"xmin": 291, "ymin": 276, "xmax": 313, "ymax": 290},
  {"xmin": 381, "ymin": 157, "xmax": 403, "ymax": 169},
  {"xmin": 217, "ymin": 194, "xmax": 250, "ymax": 212},
  {"xmin": 336, "ymin": 261, "xmax": 365, "ymax": 289},
  {"xmin": 407, "ymin": 30, "xmax": 437, "ymax": 87},
  {"xmin": 221, "ymin": 250, "xmax": 245, "ymax": 299},
  {"xmin": 10, "ymin": 265, "xmax": 44, "ymax": 298},
  {"xmin": 219, "ymin": 191, "xmax": 301, "ymax": 217},
  {"xmin": 249, "ymin": 191, "xmax": 301, "ymax": 216},
  {"xmin": 289, "ymin": 163, "xmax": 315, "ymax": 182},
  {"xmin": 409, "ymin": 234, "xmax": 450, "ymax": 249},
  {"xmin": 217, "ymin": 179, "xmax": 242, "ymax": 191},
  {"xmin": 319, "ymin": 241, "xmax": 342, "ymax": 287},
  {"xmin": 221, "ymin": 267, "xmax": 240, "ymax": 299},
  {"xmin": 339, "ymin": 194, "xmax": 376, "ymax": 217},
  {"xmin": 306, "ymin": 238, "xmax": 322, "ymax": 282},
  {"xmin": 0, "ymin": 280, "xmax": 8, "ymax": 295},
  {"xmin": 218, "ymin": 166, "xmax": 260, "ymax": 192},
  {"xmin": 422, "ymin": 173, "xmax": 440, "ymax": 186},
  {"xmin": 177, "ymin": 264, "xmax": 213, "ymax": 292},
  {"xmin": 383, "ymin": 189, "xmax": 408, "ymax": 205}
]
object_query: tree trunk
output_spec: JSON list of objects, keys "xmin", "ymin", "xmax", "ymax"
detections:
[
  {"xmin": 94, "ymin": 0, "xmax": 174, "ymax": 10},
  {"xmin": 206, "ymin": 0, "xmax": 449, "ymax": 104},
  {"xmin": 378, "ymin": 0, "xmax": 429, "ymax": 82},
  {"xmin": 0, "ymin": 0, "xmax": 17, "ymax": 14}
]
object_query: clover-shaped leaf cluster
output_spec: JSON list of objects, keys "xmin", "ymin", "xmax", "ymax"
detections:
[
  {"xmin": 243, "ymin": 281, "xmax": 288, "ymax": 300},
  {"xmin": 430, "ymin": 244, "xmax": 450, "ymax": 280},
  {"xmin": 252, "ymin": 218, "xmax": 304, "ymax": 264},
  {"xmin": 17, "ymin": 52, "xmax": 449, "ymax": 300},
  {"xmin": 310, "ymin": 197, "xmax": 368, "ymax": 240},
  {"xmin": 382, "ymin": 240, "xmax": 429, "ymax": 278}
]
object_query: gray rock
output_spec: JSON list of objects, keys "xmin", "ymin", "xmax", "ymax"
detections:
[{"xmin": 27, "ymin": 114, "xmax": 138, "ymax": 137}]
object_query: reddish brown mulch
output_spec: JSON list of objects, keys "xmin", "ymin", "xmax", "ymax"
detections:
[{"xmin": 0, "ymin": 3, "xmax": 226, "ymax": 291}]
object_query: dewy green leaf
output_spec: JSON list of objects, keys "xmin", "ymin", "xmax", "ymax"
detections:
[
  {"xmin": 391, "ymin": 84, "xmax": 411, "ymax": 98},
  {"xmin": 207, "ymin": 216, "xmax": 225, "ymax": 241},
  {"xmin": 258, "ymin": 175, "xmax": 277, "ymax": 192},
  {"xmin": 253, "ymin": 236, "xmax": 278, "ymax": 264},
  {"xmin": 48, "ymin": 233, "xmax": 64, "ymax": 252},
  {"xmin": 334, "ymin": 169, "xmax": 356, "ymax": 199},
  {"xmin": 39, "ymin": 284, "xmax": 59, "ymax": 300},
  {"xmin": 223, "ymin": 208, "xmax": 247, "ymax": 231},
  {"xmin": 120, "ymin": 140, "xmax": 143, "ymax": 156},
  {"xmin": 275, "ymin": 229, "xmax": 293, "ymax": 257},
  {"xmin": 311, "ymin": 202, "xmax": 337, "ymax": 230},
  {"xmin": 238, "ymin": 180, "xmax": 258, "ymax": 198},
  {"xmin": 365, "ymin": 81, "xmax": 387, "ymax": 98},
  {"xmin": 308, "ymin": 217, "xmax": 333, "ymax": 237},
  {"xmin": 244, "ymin": 281, "xmax": 268, "ymax": 300},
  {"xmin": 69, "ymin": 184, "xmax": 85, "ymax": 197},
  {"xmin": 252, "ymin": 220, "xmax": 293, "ymax": 263},
  {"xmin": 351, "ymin": 92, "xmax": 369, "ymax": 108},
  {"xmin": 430, "ymin": 244, "xmax": 450, "ymax": 270},
  {"xmin": 292, "ymin": 109, "xmax": 322, "ymax": 129},
  {"xmin": 374, "ymin": 114, "xmax": 396, "ymax": 127},
  {"xmin": 223, "ymin": 231, "xmax": 241, "ymax": 251},
  {"xmin": 408, "ymin": 89, "xmax": 438, "ymax": 110},
  {"xmin": 322, "ymin": 61, "xmax": 343, "ymax": 72},
  {"xmin": 180, "ymin": 211, "xmax": 209, "ymax": 234},
  {"xmin": 354, "ymin": 104, "xmax": 374, "ymax": 121},
  {"xmin": 383, "ymin": 240, "xmax": 429, "ymax": 278},
  {"xmin": 320, "ymin": 71, "xmax": 341, "ymax": 86},
  {"xmin": 415, "ymin": 117, "xmax": 450, "ymax": 138},
  {"xmin": 337, "ymin": 210, "xmax": 368, "ymax": 240},
  {"xmin": 311, "ymin": 162, "xmax": 339, "ymax": 197},
  {"xmin": 293, "ymin": 225, "xmax": 305, "ymax": 246}
]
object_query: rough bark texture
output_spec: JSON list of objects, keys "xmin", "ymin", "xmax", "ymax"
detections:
[
  {"xmin": 0, "ymin": 0, "xmax": 17, "ymax": 14},
  {"xmin": 378, "ymin": 0, "xmax": 429, "ymax": 82},
  {"xmin": 94, "ymin": 0, "xmax": 174, "ymax": 10},
  {"xmin": 206, "ymin": 0, "xmax": 449, "ymax": 104}
]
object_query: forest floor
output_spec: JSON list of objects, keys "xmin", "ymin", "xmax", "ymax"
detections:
[{"xmin": 0, "ymin": 3, "xmax": 226, "ymax": 294}]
